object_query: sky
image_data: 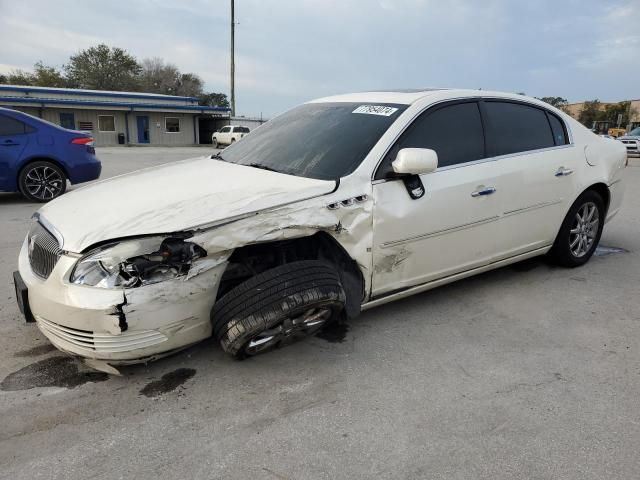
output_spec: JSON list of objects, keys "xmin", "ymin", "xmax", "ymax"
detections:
[{"xmin": 1, "ymin": 0, "xmax": 639, "ymax": 117}]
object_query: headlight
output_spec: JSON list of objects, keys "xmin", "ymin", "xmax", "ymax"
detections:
[{"xmin": 70, "ymin": 236, "xmax": 206, "ymax": 289}]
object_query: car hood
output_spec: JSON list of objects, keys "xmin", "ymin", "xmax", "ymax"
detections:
[{"xmin": 38, "ymin": 156, "xmax": 336, "ymax": 252}]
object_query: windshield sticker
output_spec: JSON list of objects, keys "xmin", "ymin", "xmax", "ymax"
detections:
[{"xmin": 352, "ymin": 105, "xmax": 399, "ymax": 117}]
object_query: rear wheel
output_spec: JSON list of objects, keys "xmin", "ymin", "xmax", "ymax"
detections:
[
  {"xmin": 211, "ymin": 261, "xmax": 346, "ymax": 358},
  {"xmin": 18, "ymin": 161, "xmax": 67, "ymax": 202},
  {"xmin": 550, "ymin": 190, "xmax": 605, "ymax": 267}
]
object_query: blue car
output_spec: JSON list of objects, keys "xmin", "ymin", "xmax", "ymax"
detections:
[{"xmin": 0, "ymin": 107, "xmax": 101, "ymax": 202}]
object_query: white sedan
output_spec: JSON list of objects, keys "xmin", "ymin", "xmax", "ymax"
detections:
[{"xmin": 15, "ymin": 89, "xmax": 627, "ymax": 371}]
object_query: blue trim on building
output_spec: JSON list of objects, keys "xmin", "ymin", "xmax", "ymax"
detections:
[
  {"xmin": 0, "ymin": 85, "xmax": 199, "ymax": 102},
  {"xmin": 0, "ymin": 96, "xmax": 230, "ymax": 113}
]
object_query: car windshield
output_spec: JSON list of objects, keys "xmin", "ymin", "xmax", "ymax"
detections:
[
  {"xmin": 215, "ymin": 102, "xmax": 407, "ymax": 180},
  {"xmin": 629, "ymin": 128, "xmax": 640, "ymax": 136}
]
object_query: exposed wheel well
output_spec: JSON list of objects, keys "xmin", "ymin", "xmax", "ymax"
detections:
[
  {"xmin": 585, "ymin": 182, "xmax": 610, "ymax": 213},
  {"xmin": 217, "ymin": 232, "xmax": 365, "ymax": 318}
]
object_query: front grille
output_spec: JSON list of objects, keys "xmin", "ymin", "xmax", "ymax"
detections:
[{"xmin": 28, "ymin": 222, "xmax": 62, "ymax": 279}]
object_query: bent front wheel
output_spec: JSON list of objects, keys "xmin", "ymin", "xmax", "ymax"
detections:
[{"xmin": 211, "ymin": 261, "xmax": 346, "ymax": 358}]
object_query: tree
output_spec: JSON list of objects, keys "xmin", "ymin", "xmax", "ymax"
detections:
[
  {"xmin": 198, "ymin": 92, "xmax": 230, "ymax": 108},
  {"xmin": 5, "ymin": 69, "xmax": 35, "ymax": 85},
  {"xmin": 176, "ymin": 72, "xmax": 204, "ymax": 97},
  {"xmin": 31, "ymin": 62, "xmax": 67, "ymax": 87},
  {"xmin": 538, "ymin": 96, "xmax": 569, "ymax": 111},
  {"xmin": 1, "ymin": 62, "xmax": 66, "ymax": 87},
  {"xmin": 602, "ymin": 101, "xmax": 637, "ymax": 127},
  {"xmin": 578, "ymin": 100, "xmax": 603, "ymax": 128},
  {"xmin": 1, "ymin": 45, "xmax": 229, "ymax": 108},
  {"xmin": 138, "ymin": 58, "xmax": 205, "ymax": 97},
  {"xmin": 65, "ymin": 44, "xmax": 141, "ymax": 91},
  {"xmin": 138, "ymin": 57, "xmax": 181, "ymax": 94}
]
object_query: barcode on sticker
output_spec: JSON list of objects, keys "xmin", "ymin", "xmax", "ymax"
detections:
[{"xmin": 352, "ymin": 105, "xmax": 399, "ymax": 117}]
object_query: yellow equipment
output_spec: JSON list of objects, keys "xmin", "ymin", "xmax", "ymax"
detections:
[{"xmin": 608, "ymin": 128, "xmax": 627, "ymax": 138}]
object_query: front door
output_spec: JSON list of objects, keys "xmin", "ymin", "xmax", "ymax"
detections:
[
  {"xmin": 136, "ymin": 116, "xmax": 150, "ymax": 143},
  {"xmin": 371, "ymin": 101, "xmax": 505, "ymax": 297}
]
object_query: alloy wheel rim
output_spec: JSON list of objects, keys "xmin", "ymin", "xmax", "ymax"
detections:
[
  {"xmin": 24, "ymin": 166, "xmax": 63, "ymax": 200},
  {"xmin": 244, "ymin": 307, "xmax": 332, "ymax": 355},
  {"xmin": 569, "ymin": 201, "xmax": 599, "ymax": 258}
]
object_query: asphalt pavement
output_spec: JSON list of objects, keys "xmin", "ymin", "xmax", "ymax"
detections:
[{"xmin": 1, "ymin": 147, "xmax": 639, "ymax": 479}]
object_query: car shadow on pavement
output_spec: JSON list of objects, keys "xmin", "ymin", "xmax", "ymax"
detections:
[
  {"xmin": 0, "ymin": 192, "xmax": 37, "ymax": 205},
  {"xmin": 2, "ymin": 246, "xmax": 630, "ymax": 399}
]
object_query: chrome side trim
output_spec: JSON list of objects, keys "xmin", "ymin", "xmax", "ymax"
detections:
[
  {"xmin": 380, "ymin": 215, "xmax": 499, "ymax": 249},
  {"xmin": 362, "ymin": 245, "xmax": 551, "ymax": 310},
  {"xmin": 435, "ymin": 145, "xmax": 575, "ymax": 173},
  {"xmin": 503, "ymin": 199, "xmax": 562, "ymax": 217}
]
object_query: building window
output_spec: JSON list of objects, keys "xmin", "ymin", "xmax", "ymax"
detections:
[
  {"xmin": 78, "ymin": 121, "xmax": 93, "ymax": 131},
  {"xmin": 59, "ymin": 112, "xmax": 75, "ymax": 130},
  {"xmin": 165, "ymin": 117, "xmax": 180, "ymax": 133},
  {"xmin": 98, "ymin": 115, "xmax": 116, "ymax": 132}
]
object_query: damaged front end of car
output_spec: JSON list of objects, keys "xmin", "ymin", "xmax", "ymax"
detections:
[{"xmin": 17, "ymin": 183, "xmax": 374, "ymax": 373}]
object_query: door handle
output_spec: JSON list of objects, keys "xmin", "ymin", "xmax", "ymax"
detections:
[
  {"xmin": 1, "ymin": 141, "xmax": 18, "ymax": 146},
  {"xmin": 555, "ymin": 167, "xmax": 573, "ymax": 177},
  {"xmin": 471, "ymin": 186, "xmax": 496, "ymax": 197}
]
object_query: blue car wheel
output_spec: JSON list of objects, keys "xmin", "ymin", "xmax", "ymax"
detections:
[{"xmin": 18, "ymin": 161, "xmax": 67, "ymax": 202}]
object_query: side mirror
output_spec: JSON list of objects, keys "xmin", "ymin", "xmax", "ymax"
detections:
[{"xmin": 392, "ymin": 148, "xmax": 438, "ymax": 175}]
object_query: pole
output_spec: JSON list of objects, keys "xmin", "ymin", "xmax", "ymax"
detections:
[{"xmin": 230, "ymin": 0, "xmax": 236, "ymax": 117}]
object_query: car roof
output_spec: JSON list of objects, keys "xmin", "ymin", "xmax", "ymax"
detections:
[
  {"xmin": 308, "ymin": 89, "xmax": 539, "ymax": 106},
  {"xmin": 0, "ymin": 106, "xmax": 86, "ymax": 134}
]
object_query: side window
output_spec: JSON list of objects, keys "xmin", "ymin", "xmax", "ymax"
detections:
[
  {"xmin": 547, "ymin": 112, "xmax": 568, "ymax": 146},
  {"xmin": 0, "ymin": 115, "xmax": 28, "ymax": 136},
  {"xmin": 484, "ymin": 101, "xmax": 554, "ymax": 157},
  {"xmin": 376, "ymin": 101, "xmax": 484, "ymax": 179},
  {"xmin": 220, "ymin": 126, "xmax": 231, "ymax": 133}
]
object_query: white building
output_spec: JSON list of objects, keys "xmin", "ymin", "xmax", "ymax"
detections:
[{"xmin": 0, "ymin": 85, "xmax": 231, "ymax": 146}]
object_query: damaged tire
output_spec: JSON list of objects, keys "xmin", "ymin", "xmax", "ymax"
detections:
[{"xmin": 211, "ymin": 261, "xmax": 346, "ymax": 358}]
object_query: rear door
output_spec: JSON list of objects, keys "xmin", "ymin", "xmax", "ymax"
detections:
[
  {"xmin": 483, "ymin": 100, "xmax": 582, "ymax": 257},
  {"xmin": 0, "ymin": 114, "xmax": 31, "ymax": 191},
  {"xmin": 371, "ymin": 100, "xmax": 506, "ymax": 296}
]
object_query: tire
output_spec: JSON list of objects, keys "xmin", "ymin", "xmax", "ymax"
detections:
[
  {"xmin": 212, "ymin": 137, "xmax": 219, "ymax": 149},
  {"xmin": 549, "ymin": 190, "xmax": 605, "ymax": 267},
  {"xmin": 18, "ymin": 161, "xmax": 67, "ymax": 202},
  {"xmin": 212, "ymin": 261, "xmax": 346, "ymax": 358}
]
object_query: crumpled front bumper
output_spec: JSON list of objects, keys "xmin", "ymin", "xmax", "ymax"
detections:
[{"xmin": 18, "ymin": 238, "xmax": 227, "ymax": 364}]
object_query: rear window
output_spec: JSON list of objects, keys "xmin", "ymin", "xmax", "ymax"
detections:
[
  {"xmin": 0, "ymin": 114, "xmax": 29, "ymax": 136},
  {"xmin": 484, "ymin": 101, "xmax": 555, "ymax": 157},
  {"xmin": 547, "ymin": 112, "xmax": 568, "ymax": 146}
]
